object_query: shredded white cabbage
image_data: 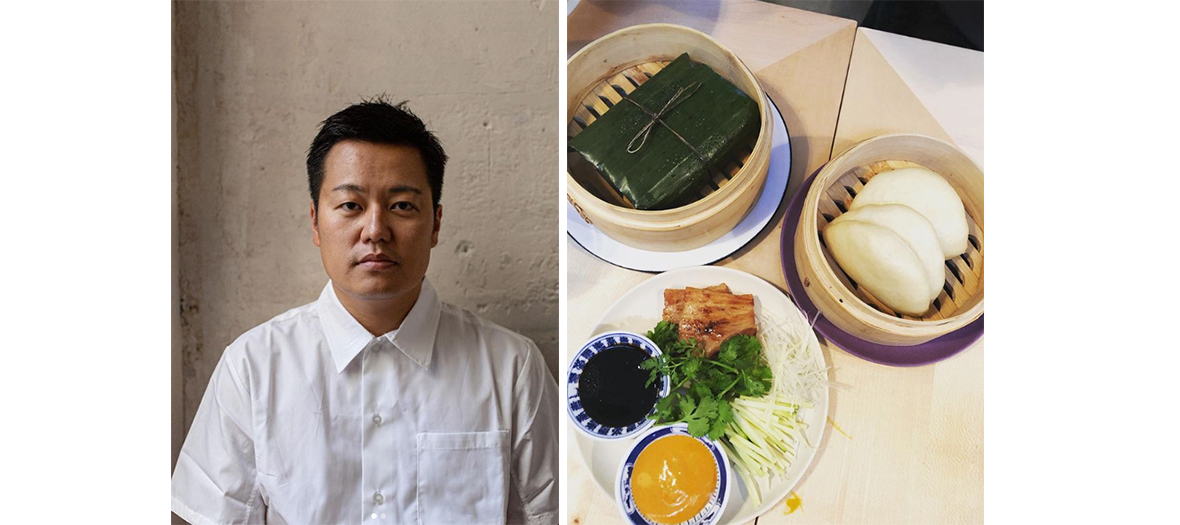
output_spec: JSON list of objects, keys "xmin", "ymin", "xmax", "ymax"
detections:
[{"xmin": 721, "ymin": 310, "xmax": 827, "ymax": 505}]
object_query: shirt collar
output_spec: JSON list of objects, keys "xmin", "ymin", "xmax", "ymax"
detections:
[{"xmin": 318, "ymin": 278, "xmax": 442, "ymax": 373}]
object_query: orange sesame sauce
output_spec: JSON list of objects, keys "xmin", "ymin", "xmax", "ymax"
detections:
[{"xmin": 630, "ymin": 435, "xmax": 717, "ymax": 524}]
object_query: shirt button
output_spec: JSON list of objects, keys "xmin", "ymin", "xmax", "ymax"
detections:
[
  {"xmin": 372, "ymin": 414, "xmax": 383, "ymax": 426},
  {"xmin": 373, "ymin": 491, "xmax": 384, "ymax": 505}
]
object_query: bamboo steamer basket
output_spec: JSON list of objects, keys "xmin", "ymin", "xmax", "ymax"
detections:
[
  {"xmin": 566, "ymin": 24, "xmax": 773, "ymax": 252},
  {"xmin": 795, "ymin": 134, "xmax": 984, "ymax": 346}
]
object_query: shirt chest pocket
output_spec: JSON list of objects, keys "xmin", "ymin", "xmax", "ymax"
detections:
[{"xmin": 416, "ymin": 430, "xmax": 510, "ymax": 525}]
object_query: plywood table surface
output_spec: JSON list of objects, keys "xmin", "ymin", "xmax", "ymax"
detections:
[
  {"xmin": 765, "ymin": 28, "xmax": 984, "ymax": 525},
  {"xmin": 566, "ymin": 3, "xmax": 983, "ymax": 523}
]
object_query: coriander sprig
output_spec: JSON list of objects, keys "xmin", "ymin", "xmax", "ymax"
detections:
[{"xmin": 640, "ymin": 321, "xmax": 773, "ymax": 440}]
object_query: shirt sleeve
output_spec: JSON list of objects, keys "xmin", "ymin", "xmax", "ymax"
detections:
[
  {"xmin": 172, "ymin": 347, "xmax": 266, "ymax": 525},
  {"xmin": 506, "ymin": 340, "xmax": 559, "ymax": 525}
]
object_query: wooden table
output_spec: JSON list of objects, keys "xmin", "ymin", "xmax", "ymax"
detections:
[{"xmin": 566, "ymin": 2, "xmax": 984, "ymax": 524}]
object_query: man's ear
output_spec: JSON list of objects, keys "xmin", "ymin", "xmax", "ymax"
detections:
[
  {"xmin": 310, "ymin": 201, "xmax": 321, "ymax": 247},
  {"xmin": 431, "ymin": 204, "xmax": 442, "ymax": 248}
]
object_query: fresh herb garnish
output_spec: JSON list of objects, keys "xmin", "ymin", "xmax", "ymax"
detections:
[{"xmin": 641, "ymin": 321, "xmax": 773, "ymax": 440}]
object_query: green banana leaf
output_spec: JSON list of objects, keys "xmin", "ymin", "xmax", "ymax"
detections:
[{"xmin": 569, "ymin": 53, "xmax": 760, "ymax": 211}]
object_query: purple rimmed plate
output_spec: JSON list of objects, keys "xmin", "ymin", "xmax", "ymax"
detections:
[{"xmin": 780, "ymin": 175, "xmax": 984, "ymax": 366}]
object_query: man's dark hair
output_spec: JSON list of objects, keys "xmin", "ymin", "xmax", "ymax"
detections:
[{"xmin": 306, "ymin": 96, "xmax": 447, "ymax": 210}]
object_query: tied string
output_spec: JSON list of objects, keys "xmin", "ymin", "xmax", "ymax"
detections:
[{"xmin": 623, "ymin": 81, "xmax": 709, "ymax": 167}]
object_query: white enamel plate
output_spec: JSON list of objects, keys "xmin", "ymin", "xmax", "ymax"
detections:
[{"xmin": 571, "ymin": 266, "xmax": 829, "ymax": 524}]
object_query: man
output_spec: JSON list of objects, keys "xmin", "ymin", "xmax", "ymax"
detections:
[{"xmin": 172, "ymin": 99, "xmax": 558, "ymax": 525}]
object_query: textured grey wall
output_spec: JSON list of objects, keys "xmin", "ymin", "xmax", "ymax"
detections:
[{"xmin": 172, "ymin": 0, "xmax": 558, "ymax": 465}]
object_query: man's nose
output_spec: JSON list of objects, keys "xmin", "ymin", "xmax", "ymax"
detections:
[{"xmin": 362, "ymin": 208, "xmax": 391, "ymax": 244}]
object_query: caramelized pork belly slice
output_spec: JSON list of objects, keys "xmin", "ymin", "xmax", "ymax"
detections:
[
  {"xmin": 663, "ymin": 285, "xmax": 757, "ymax": 357},
  {"xmin": 685, "ymin": 284, "xmax": 731, "ymax": 293}
]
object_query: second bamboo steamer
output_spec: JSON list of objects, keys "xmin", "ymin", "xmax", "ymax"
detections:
[{"xmin": 794, "ymin": 134, "xmax": 985, "ymax": 346}]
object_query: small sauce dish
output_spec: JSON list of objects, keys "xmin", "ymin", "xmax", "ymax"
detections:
[
  {"xmin": 566, "ymin": 331, "xmax": 670, "ymax": 440},
  {"xmin": 616, "ymin": 423, "xmax": 731, "ymax": 525}
]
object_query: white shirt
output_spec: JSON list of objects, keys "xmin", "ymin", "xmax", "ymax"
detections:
[{"xmin": 172, "ymin": 278, "xmax": 558, "ymax": 525}]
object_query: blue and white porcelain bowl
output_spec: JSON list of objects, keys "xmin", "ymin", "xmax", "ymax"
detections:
[
  {"xmin": 566, "ymin": 331, "xmax": 670, "ymax": 440},
  {"xmin": 616, "ymin": 423, "xmax": 731, "ymax": 525}
]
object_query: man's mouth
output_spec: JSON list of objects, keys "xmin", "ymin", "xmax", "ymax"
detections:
[{"xmin": 357, "ymin": 253, "xmax": 398, "ymax": 270}]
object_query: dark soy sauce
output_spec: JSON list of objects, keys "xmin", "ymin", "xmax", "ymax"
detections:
[{"xmin": 579, "ymin": 344, "xmax": 659, "ymax": 427}]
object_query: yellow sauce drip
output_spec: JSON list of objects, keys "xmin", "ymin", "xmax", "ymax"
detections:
[
  {"xmin": 785, "ymin": 491, "xmax": 803, "ymax": 515},
  {"xmin": 827, "ymin": 416, "xmax": 853, "ymax": 440},
  {"xmin": 631, "ymin": 435, "xmax": 717, "ymax": 524}
]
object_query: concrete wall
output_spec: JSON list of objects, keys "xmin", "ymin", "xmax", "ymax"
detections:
[
  {"xmin": 172, "ymin": 0, "xmax": 558, "ymax": 468},
  {"xmin": 171, "ymin": 1, "xmax": 183, "ymax": 477}
]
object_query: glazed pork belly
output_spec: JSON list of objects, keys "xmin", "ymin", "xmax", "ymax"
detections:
[{"xmin": 662, "ymin": 283, "xmax": 757, "ymax": 357}]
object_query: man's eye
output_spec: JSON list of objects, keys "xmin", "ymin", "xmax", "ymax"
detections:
[
  {"xmin": 340, "ymin": 202, "xmax": 361, "ymax": 211},
  {"xmin": 392, "ymin": 202, "xmax": 417, "ymax": 211}
]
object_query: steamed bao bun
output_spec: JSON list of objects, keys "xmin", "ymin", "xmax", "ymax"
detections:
[
  {"xmin": 824, "ymin": 206, "xmax": 942, "ymax": 316},
  {"xmin": 850, "ymin": 167, "xmax": 968, "ymax": 258},
  {"xmin": 829, "ymin": 204, "xmax": 944, "ymax": 302},
  {"xmin": 822, "ymin": 167, "xmax": 969, "ymax": 316}
]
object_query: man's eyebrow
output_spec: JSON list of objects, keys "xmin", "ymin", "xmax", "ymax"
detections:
[
  {"xmin": 386, "ymin": 185, "xmax": 423, "ymax": 195},
  {"xmin": 331, "ymin": 183, "xmax": 366, "ymax": 193}
]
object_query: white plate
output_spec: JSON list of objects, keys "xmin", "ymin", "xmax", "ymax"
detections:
[
  {"xmin": 566, "ymin": 95, "xmax": 793, "ymax": 272},
  {"xmin": 572, "ymin": 266, "xmax": 829, "ymax": 524}
]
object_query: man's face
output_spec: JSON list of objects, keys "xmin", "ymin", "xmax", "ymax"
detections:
[{"xmin": 311, "ymin": 140, "xmax": 441, "ymax": 304}]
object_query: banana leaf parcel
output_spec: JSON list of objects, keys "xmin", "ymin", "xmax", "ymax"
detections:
[{"xmin": 569, "ymin": 53, "xmax": 760, "ymax": 210}]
